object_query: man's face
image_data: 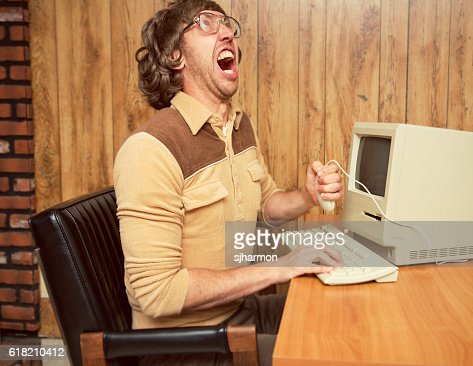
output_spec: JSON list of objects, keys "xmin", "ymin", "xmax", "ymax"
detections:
[{"xmin": 180, "ymin": 10, "xmax": 239, "ymax": 103}]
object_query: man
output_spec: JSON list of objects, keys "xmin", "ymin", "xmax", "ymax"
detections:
[{"xmin": 113, "ymin": 0, "xmax": 343, "ymax": 365}]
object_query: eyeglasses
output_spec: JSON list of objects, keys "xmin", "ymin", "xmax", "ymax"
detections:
[{"xmin": 183, "ymin": 11, "xmax": 241, "ymax": 38}]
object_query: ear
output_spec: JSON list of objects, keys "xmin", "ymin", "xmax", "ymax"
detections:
[{"xmin": 169, "ymin": 49, "xmax": 185, "ymax": 70}]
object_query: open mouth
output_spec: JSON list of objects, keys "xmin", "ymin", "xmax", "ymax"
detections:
[{"xmin": 217, "ymin": 49, "xmax": 237, "ymax": 75}]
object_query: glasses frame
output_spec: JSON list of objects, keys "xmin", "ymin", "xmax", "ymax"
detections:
[{"xmin": 183, "ymin": 11, "xmax": 241, "ymax": 38}]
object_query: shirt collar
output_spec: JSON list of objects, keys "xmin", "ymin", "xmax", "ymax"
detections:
[
  {"xmin": 233, "ymin": 107, "xmax": 243, "ymax": 130},
  {"xmin": 171, "ymin": 92, "xmax": 243, "ymax": 135}
]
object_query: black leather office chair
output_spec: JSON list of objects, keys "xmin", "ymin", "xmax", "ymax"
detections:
[{"xmin": 29, "ymin": 187, "xmax": 258, "ymax": 366}]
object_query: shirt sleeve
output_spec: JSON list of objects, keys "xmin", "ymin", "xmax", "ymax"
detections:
[
  {"xmin": 253, "ymin": 134, "xmax": 285, "ymax": 225},
  {"xmin": 113, "ymin": 132, "xmax": 188, "ymax": 318}
]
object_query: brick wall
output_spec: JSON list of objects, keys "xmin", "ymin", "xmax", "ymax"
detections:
[{"xmin": 0, "ymin": 0, "xmax": 39, "ymax": 333}]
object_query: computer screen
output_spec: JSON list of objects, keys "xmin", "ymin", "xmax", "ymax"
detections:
[
  {"xmin": 355, "ymin": 137, "xmax": 391, "ymax": 197},
  {"xmin": 343, "ymin": 122, "xmax": 473, "ymax": 265}
]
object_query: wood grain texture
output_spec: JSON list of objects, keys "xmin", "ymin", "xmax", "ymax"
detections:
[
  {"xmin": 325, "ymin": 0, "xmax": 381, "ymax": 213},
  {"xmin": 31, "ymin": 0, "xmax": 62, "ymax": 322},
  {"xmin": 448, "ymin": 0, "xmax": 473, "ymax": 132},
  {"xmin": 154, "ymin": 0, "xmax": 167, "ymax": 12},
  {"xmin": 111, "ymin": 1, "xmax": 155, "ymax": 156},
  {"xmin": 55, "ymin": 0, "xmax": 114, "ymax": 200},
  {"xmin": 299, "ymin": 0, "xmax": 326, "ymax": 220},
  {"xmin": 379, "ymin": 0, "xmax": 409, "ymax": 123},
  {"xmin": 29, "ymin": 0, "xmax": 61, "ymax": 213},
  {"xmin": 233, "ymin": 0, "xmax": 258, "ymax": 127},
  {"xmin": 80, "ymin": 332, "xmax": 106, "ymax": 366},
  {"xmin": 215, "ymin": 0, "xmax": 232, "ymax": 15},
  {"xmin": 227, "ymin": 324, "xmax": 259, "ymax": 365},
  {"xmin": 38, "ymin": 297, "xmax": 61, "ymax": 338},
  {"xmin": 274, "ymin": 267, "xmax": 473, "ymax": 365},
  {"xmin": 407, "ymin": 0, "xmax": 451, "ymax": 127},
  {"xmin": 258, "ymin": 0, "xmax": 299, "ymax": 191}
]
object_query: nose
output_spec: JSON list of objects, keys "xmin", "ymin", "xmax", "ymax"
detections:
[{"xmin": 218, "ymin": 21, "xmax": 234, "ymax": 42}]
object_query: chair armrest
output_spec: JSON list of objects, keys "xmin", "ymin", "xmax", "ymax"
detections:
[
  {"xmin": 227, "ymin": 324, "xmax": 259, "ymax": 365},
  {"xmin": 80, "ymin": 333, "xmax": 106, "ymax": 366},
  {"xmin": 80, "ymin": 324, "xmax": 259, "ymax": 366},
  {"xmin": 104, "ymin": 325, "xmax": 230, "ymax": 357}
]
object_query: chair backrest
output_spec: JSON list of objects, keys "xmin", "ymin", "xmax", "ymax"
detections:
[{"xmin": 29, "ymin": 187, "xmax": 132, "ymax": 366}]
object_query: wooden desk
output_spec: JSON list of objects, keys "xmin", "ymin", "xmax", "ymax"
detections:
[{"xmin": 273, "ymin": 265, "xmax": 473, "ymax": 365}]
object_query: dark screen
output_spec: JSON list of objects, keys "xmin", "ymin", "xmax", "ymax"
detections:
[{"xmin": 355, "ymin": 137, "xmax": 391, "ymax": 197}]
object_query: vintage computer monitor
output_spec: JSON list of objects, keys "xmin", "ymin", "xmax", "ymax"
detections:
[{"xmin": 343, "ymin": 122, "xmax": 473, "ymax": 265}]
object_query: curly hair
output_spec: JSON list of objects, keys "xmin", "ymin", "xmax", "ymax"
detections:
[{"xmin": 136, "ymin": 0, "xmax": 225, "ymax": 110}]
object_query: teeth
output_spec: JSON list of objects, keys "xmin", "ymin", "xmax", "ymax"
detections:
[
  {"xmin": 223, "ymin": 70, "xmax": 234, "ymax": 74},
  {"xmin": 218, "ymin": 50, "xmax": 234, "ymax": 61}
]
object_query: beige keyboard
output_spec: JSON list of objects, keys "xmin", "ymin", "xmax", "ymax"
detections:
[{"xmin": 284, "ymin": 224, "xmax": 399, "ymax": 285}]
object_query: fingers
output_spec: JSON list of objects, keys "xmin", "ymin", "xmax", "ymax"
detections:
[
  {"xmin": 313, "ymin": 161, "xmax": 342, "ymax": 202},
  {"xmin": 313, "ymin": 253, "xmax": 339, "ymax": 267},
  {"xmin": 317, "ymin": 173, "xmax": 342, "ymax": 185},
  {"xmin": 316, "ymin": 181, "xmax": 342, "ymax": 193},
  {"xmin": 313, "ymin": 162, "xmax": 342, "ymax": 185},
  {"xmin": 311, "ymin": 161, "xmax": 325, "ymax": 174},
  {"xmin": 324, "ymin": 245, "xmax": 343, "ymax": 263},
  {"xmin": 318, "ymin": 191, "xmax": 344, "ymax": 201},
  {"xmin": 311, "ymin": 161, "xmax": 340, "ymax": 176},
  {"xmin": 312, "ymin": 249, "xmax": 344, "ymax": 267},
  {"xmin": 280, "ymin": 245, "xmax": 347, "ymax": 279},
  {"xmin": 301, "ymin": 266, "xmax": 334, "ymax": 274},
  {"xmin": 319, "ymin": 162, "xmax": 339, "ymax": 175},
  {"xmin": 287, "ymin": 245, "xmax": 343, "ymax": 267},
  {"xmin": 316, "ymin": 180, "xmax": 343, "ymax": 202},
  {"xmin": 309, "ymin": 161, "xmax": 342, "ymax": 184}
]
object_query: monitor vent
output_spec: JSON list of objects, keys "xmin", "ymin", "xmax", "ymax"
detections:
[
  {"xmin": 409, "ymin": 246, "xmax": 473, "ymax": 261},
  {"xmin": 439, "ymin": 248, "xmax": 449, "ymax": 257}
]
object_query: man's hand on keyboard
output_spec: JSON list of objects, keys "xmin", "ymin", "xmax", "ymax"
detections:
[{"xmin": 274, "ymin": 245, "xmax": 343, "ymax": 284}]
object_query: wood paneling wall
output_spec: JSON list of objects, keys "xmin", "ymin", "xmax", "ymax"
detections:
[{"xmin": 31, "ymin": 0, "xmax": 473, "ymax": 216}]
